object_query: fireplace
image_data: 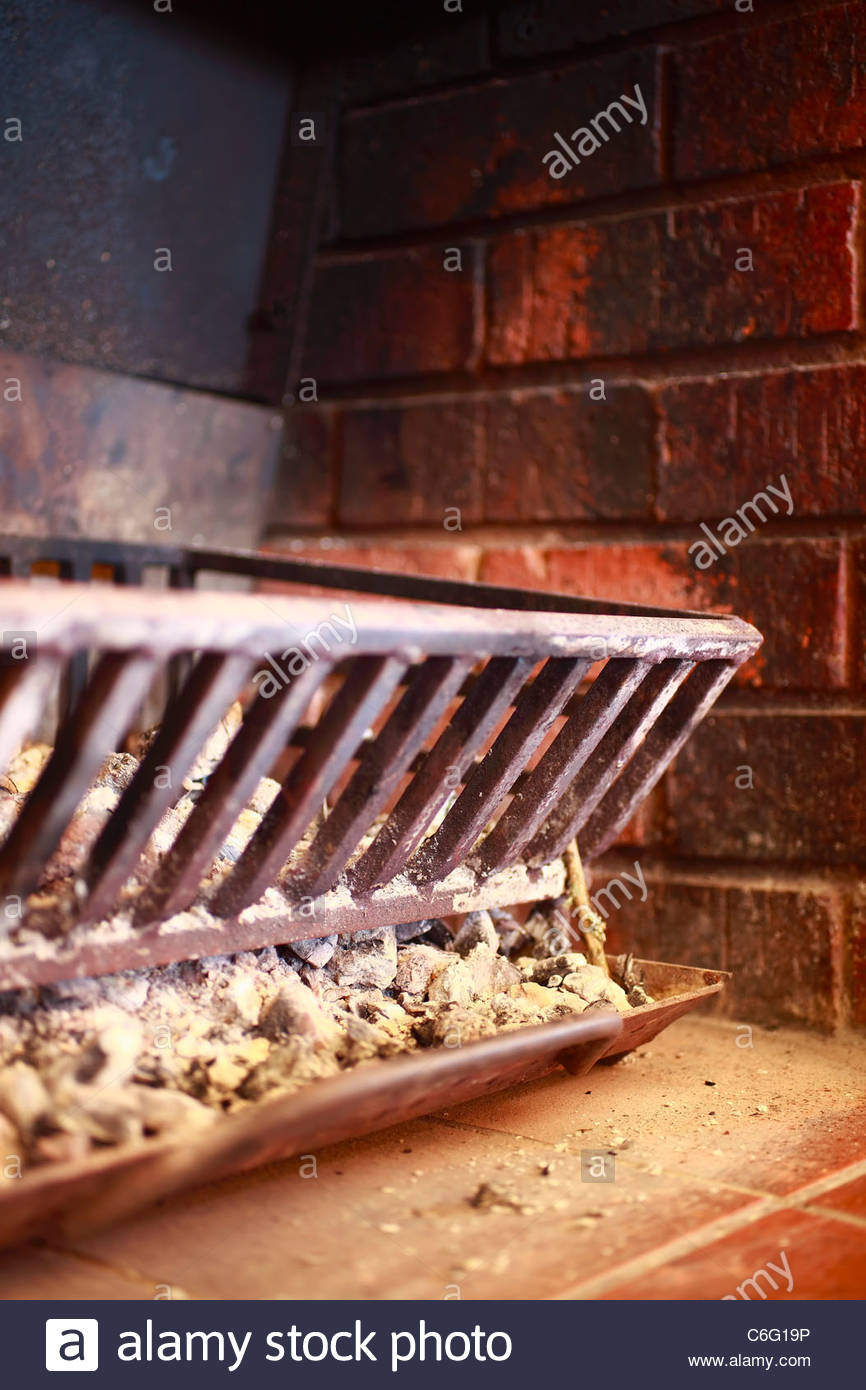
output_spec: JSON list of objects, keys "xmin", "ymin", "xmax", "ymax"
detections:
[{"xmin": 0, "ymin": 0, "xmax": 863, "ymax": 1300}]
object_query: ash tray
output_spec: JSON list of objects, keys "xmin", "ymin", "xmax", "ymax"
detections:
[{"xmin": 0, "ymin": 960, "xmax": 727, "ymax": 1249}]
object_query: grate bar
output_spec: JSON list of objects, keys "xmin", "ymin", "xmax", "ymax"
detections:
[
  {"xmin": 349, "ymin": 655, "xmax": 534, "ymax": 894},
  {"xmin": 213, "ymin": 654, "xmax": 406, "ymax": 916},
  {"xmin": 138, "ymin": 663, "xmax": 330, "ymax": 924},
  {"xmin": 410, "ymin": 657, "xmax": 590, "ymax": 886},
  {"xmin": 475, "ymin": 658, "xmax": 651, "ymax": 878},
  {"xmin": 0, "ymin": 651, "xmax": 158, "ymax": 908},
  {"xmin": 526, "ymin": 658, "xmax": 695, "ymax": 867},
  {"xmin": 581, "ymin": 659, "xmax": 740, "ymax": 859},
  {"xmin": 82, "ymin": 651, "xmax": 252, "ymax": 923},
  {"xmin": 0, "ymin": 656, "xmax": 63, "ymax": 781},
  {"xmin": 294, "ymin": 655, "xmax": 473, "ymax": 898}
]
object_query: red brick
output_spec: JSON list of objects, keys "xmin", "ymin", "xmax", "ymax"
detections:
[
  {"xmin": 727, "ymin": 540, "xmax": 845, "ymax": 692},
  {"xmin": 263, "ymin": 537, "xmax": 481, "ymax": 585},
  {"xmin": 604, "ymin": 874, "xmax": 843, "ymax": 1028},
  {"xmin": 675, "ymin": 5, "xmax": 866, "ymax": 179},
  {"xmin": 477, "ymin": 546, "xmax": 549, "ymax": 590},
  {"xmin": 603, "ymin": 878, "xmax": 726, "ymax": 976},
  {"xmin": 484, "ymin": 386, "xmax": 653, "ymax": 521},
  {"xmin": 666, "ymin": 713, "xmax": 866, "ymax": 867},
  {"xmin": 486, "ymin": 184, "xmax": 859, "ymax": 363},
  {"xmin": 341, "ymin": 51, "xmax": 660, "ymax": 239},
  {"xmin": 338, "ymin": 401, "xmax": 484, "ymax": 526},
  {"xmin": 487, "ymin": 219, "xmax": 658, "ymax": 363},
  {"xmin": 546, "ymin": 542, "xmax": 704, "ymax": 610},
  {"xmin": 663, "ymin": 183, "xmax": 859, "ymax": 345},
  {"xmin": 658, "ymin": 368, "xmax": 866, "ymax": 521},
  {"xmin": 497, "ymin": 0, "xmax": 726, "ymax": 53},
  {"xmin": 270, "ymin": 408, "xmax": 333, "ymax": 528},
  {"xmin": 344, "ymin": 19, "xmax": 488, "ymax": 105},
  {"xmin": 606, "ymin": 1208, "xmax": 864, "ymax": 1299},
  {"xmin": 543, "ymin": 539, "xmax": 845, "ymax": 691},
  {"xmin": 306, "ymin": 247, "xmax": 477, "ymax": 381},
  {"xmin": 725, "ymin": 885, "xmax": 844, "ymax": 1029}
]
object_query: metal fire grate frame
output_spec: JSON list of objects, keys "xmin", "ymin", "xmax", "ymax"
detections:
[{"xmin": 0, "ymin": 535, "xmax": 761, "ymax": 991}]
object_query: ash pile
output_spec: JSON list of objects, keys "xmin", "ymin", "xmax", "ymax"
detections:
[{"xmin": 0, "ymin": 905, "xmax": 649, "ymax": 1170}]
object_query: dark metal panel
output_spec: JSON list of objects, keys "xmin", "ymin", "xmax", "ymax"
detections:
[
  {"xmin": 0, "ymin": 0, "xmax": 290, "ymax": 393},
  {"xmin": 0, "ymin": 362, "xmax": 282, "ymax": 549}
]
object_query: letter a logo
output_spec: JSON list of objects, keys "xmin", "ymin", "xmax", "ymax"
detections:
[{"xmin": 45, "ymin": 1319, "xmax": 99, "ymax": 1371}]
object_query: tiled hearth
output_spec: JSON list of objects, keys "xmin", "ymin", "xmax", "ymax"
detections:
[{"xmin": 1, "ymin": 1015, "xmax": 863, "ymax": 1300}]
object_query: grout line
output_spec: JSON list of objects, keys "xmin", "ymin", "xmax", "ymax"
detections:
[
  {"xmin": 799, "ymin": 1202, "xmax": 866, "ymax": 1231},
  {"xmin": 555, "ymin": 1197, "xmax": 777, "ymax": 1300},
  {"xmin": 265, "ymin": 517, "xmax": 866, "ymax": 545},
  {"xmin": 322, "ymin": 153, "xmax": 866, "ymax": 261},
  {"xmin": 556, "ymin": 1155, "xmax": 866, "ymax": 1299},
  {"xmin": 595, "ymin": 849, "xmax": 865, "ymax": 890},
  {"xmin": 777, "ymin": 1154, "xmax": 866, "ymax": 1206},
  {"xmin": 346, "ymin": 0, "xmax": 844, "ymax": 118},
  {"xmin": 299, "ymin": 337, "xmax": 866, "ymax": 402}
]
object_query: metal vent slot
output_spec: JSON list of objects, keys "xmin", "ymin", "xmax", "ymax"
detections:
[
  {"xmin": 409, "ymin": 657, "xmax": 591, "ymax": 887},
  {"xmin": 474, "ymin": 658, "xmax": 650, "ymax": 878},
  {"xmin": 212, "ymin": 654, "xmax": 406, "ymax": 917},
  {"xmin": 293, "ymin": 654, "xmax": 473, "ymax": 898},
  {"xmin": 581, "ymin": 659, "xmax": 739, "ymax": 860},
  {"xmin": 0, "ymin": 651, "xmax": 158, "ymax": 910},
  {"xmin": 82, "ymin": 651, "xmax": 253, "ymax": 924},
  {"xmin": 349, "ymin": 654, "xmax": 533, "ymax": 894},
  {"xmin": 525, "ymin": 658, "xmax": 695, "ymax": 867},
  {"xmin": 137, "ymin": 662, "xmax": 330, "ymax": 924}
]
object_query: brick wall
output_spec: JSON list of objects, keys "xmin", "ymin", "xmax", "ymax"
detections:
[{"xmin": 269, "ymin": 0, "xmax": 866, "ymax": 1031}]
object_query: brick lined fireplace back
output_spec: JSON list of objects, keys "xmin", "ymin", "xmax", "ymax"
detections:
[{"xmin": 271, "ymin": 0, "xmax": 866, "ymax": 1032}]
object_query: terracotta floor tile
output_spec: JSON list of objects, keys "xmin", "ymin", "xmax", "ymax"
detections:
[
  {"xmin": 597, "ymin": 1208, "xmax": 866, "ymax": 1301},
  {"xmin": 434, "ymin": 1019, "xmax": 866, "ymax": 1200},
  {"xmin": 809, "ymin": 1173, "xmax": 866, "ymax": 1222},
  {"xmin": 52, "ymin": 1113, "xmax": 752, "ymax": 1301},
  {"xmin": 1, "ymin": 1019, "xmax": 864, "ymax": 1299}
]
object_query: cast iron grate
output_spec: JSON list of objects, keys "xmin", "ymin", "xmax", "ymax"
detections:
[{"xmin": 0, "ymin": 535, "xmax": 761, "ymax": 991}]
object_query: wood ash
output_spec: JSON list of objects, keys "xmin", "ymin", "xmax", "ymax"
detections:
[{"xmin": 0, "ymin": 908, "xmax": 636, "ymax": 1171}]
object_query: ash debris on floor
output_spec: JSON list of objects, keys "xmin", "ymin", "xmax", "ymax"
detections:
[{"xmin": 0, "ymin": 906, "xmax": 644, "ymax": 1171}]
